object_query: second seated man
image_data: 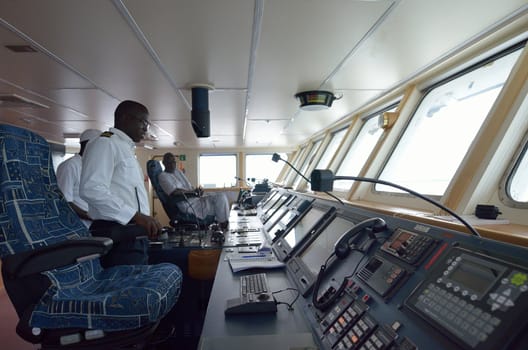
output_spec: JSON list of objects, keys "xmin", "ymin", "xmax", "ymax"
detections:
[{"xmin": 159, "ymin": 152, "xmax": 230, "ymax": 229}]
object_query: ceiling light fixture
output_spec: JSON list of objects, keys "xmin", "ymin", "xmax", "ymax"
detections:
[{"xmin": 295, "ymin": 90, "xmax": 339, "ymax": 111}]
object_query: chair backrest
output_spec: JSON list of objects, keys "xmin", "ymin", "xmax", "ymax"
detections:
[
  {"xmin": 146, "ymin": 159, "xmax": 215, "ymax": 226},
  {"xmin": 0, "ymin": 124, "xmax": 89, "ymax": 259},
  {"xmin": 146, "ymin": 159, "xmax": 187, "ymax": 222},
  {"xmin": 146, "ymin": 159, "xmax": 170, "ymax": 206}
]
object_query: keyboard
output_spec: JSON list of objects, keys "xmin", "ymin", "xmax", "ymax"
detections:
[
  {"xmin": 240, "ymin": 273, "xmax": 268, "ymax": 295},
  {"xmin": 225, "ymin": 273, "xmax": 277, "ymax": 315}
]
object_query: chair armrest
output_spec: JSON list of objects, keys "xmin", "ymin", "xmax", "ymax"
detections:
[{"xmin": 2, "ymin": 237, "xmax": 113, "ymax": 278}]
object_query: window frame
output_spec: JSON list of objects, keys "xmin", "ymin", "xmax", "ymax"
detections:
[
  {"xmin": 332, "ymin": 103, "xmax": 398, "ymax": 193},
  {"xmin": 372, "ymin": 42, "xmax": 525, "ymax": 198},
  {"xmin": 500, "ymin": 131, "xmax": 528, "ymax": 208},
  {"xmin": 284, "ymin": 145, "xmax": 309, "ymax": 186},
  {"xmin": 292, "ymin": 138, "xmax": 324, "ymax": 190},
  {"xmin": 314, "ymin": 126, "xmax": 349, "ymax": 172}
]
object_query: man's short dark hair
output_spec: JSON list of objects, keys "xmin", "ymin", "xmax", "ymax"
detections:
[
  {"xmin": 114, "ymin": 100, "xmax": 148, "ymax": 121},
  {"xmin": 163, "ymin": 152, "xmax": 175, "ymax": 164}
]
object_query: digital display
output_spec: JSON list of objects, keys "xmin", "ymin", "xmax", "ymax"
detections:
[
  {"xmin": 365, "ymin": 257, "xmax": 382, "ymax": 273},
  {"xmin": 260, "ymin": 191, "xmax": 278, "ymax": 211},
  {"xmin": 288, "ymin": 197, "xmax": 304, "ymax": 210},
  {"xmin": 283, "ymin": 207, "xmax": 326, "ymax": 250},
  {"xmin": 297, "ymin": 216, "xmax": 354, "ymax": 276},
  {"xmin": 267, "ymin": 210, "xmax": 297, "ymax": 238},
  {"xmin": 448, "ymin": 256, "xmax": 504, "ymax": 296},
  {"xmin": 263, "ymin": 195, "xmax": 292, "ymax": 222},
  {"xmin": 389, "ymin": 231, "xmax": 412, "ymax": 250},
  {"xmin": 264, "ymin": 205, "xmax": 288, "ymax": 230},
  {"xmin": 263, "ymin": 194, "xmax": 285, "ymax": 215},
  {"xmin": 279, "ymin": 210, "xmax": 298, "ymax": 227}
]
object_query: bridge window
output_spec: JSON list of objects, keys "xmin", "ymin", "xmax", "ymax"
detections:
[
  {"xmin": 199, "ymin": 154, "xmax": 237, "ymax": 188},
  {"xmin": 245, "ymin": 153, "xmax": 287, "ymax": 183},
  {"xmin": 506, "ymin": 137, "xmax": 528, "ymax": 203},
  {"xmin": 293, "ymin": 139, "xmax": 323, "ymax": 189},
  {"xmin": 314, "ymin": 127, "xmax": 348, "ymax": 171},
  {"xmin": 309, "ymin": 127, "xmax": 348, "ymax": 191},
  {"xmin": 284, "ymin": 146, "xmax": 308, "ymax": 185},
  {"xmin": 333, "ymin": 107, "xmax": 395, "ymax": 191},
  {"xmin": 376, "ymin": 46, "xmax": 522, "ymax": 196}
]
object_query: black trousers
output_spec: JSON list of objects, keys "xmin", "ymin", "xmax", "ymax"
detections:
[{"xmin": 90, "ymin": 220, "xmax": 149, "ymax": 268}]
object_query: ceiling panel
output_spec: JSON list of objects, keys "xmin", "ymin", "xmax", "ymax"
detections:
[
  {"xmin": 0, "ymin": 0, "xmax": 186, "ymax": 111},
  {"xmin": 0, "ymin": 0, "xmax": 526, "ymax": 149},
  {"xmin": 245, "ymin": 119, "xmax": 290, "ymax": 147},
  {"xmin": 0, "ymin": 26, "xmax": 92, "ymax": 92},
  {"xmin": 125, "ymin": 0, "xmax": 254, "ymax": 89},
  {"xmin": 331, "ymin": 0, "xmax": 528, "ymax": 90},
  {"xmin": 249, "ymin": 0, "xmax": 393, "ymax": 121}
]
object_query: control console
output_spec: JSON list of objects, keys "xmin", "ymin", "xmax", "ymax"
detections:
[{"xmin": 405, "ymin": 246, "xmax": 528, "ymax": 350}]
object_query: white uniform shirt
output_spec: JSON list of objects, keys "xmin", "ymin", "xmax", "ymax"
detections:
[
  {"xmin": 158, "ymin": 169, "xmax": 193, "ymax": 193},
  {"xmin": 56, "ymin": 154, "xmax": 91, "ymax": 227},
  {"xmin": 80, "ymin": 127, "xmax": 149, "ymax": 225}
]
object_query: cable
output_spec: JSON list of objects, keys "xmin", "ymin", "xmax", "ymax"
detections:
[
  {"xmin": 311, "ymin": 169, "xmax": 481, "ymax": 237},
  {"xmin": 334, "ymin": 175, "xmax": 480, "ymax": 237},
  {"xmin": 271, "ymin": 287, "xmax": 301, "ymax": 311},
  {"xmin": 271, "ymin": 154, "xmax": 344, "ymax": 205},
  {"xmin": 311, "ymin": 247, "xmax": 368, "ymax": 311}
]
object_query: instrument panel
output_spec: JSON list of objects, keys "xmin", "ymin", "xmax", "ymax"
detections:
[{"xmin": 260, "ymin": 189, "xmax": 528, "ymax": 350}]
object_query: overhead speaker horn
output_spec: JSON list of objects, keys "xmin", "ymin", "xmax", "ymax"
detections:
[{"xmin": 191, "ymin": 84, "xmax": 213, "ymax": 138}]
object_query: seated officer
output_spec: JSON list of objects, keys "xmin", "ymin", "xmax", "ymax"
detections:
[
  {"xmin": 80, "ymin": 100, "xmax": 162, "ymax": 267},
  {"xmin": 158, "ymin": 152, "xmax": 230, "ymax": 229}
]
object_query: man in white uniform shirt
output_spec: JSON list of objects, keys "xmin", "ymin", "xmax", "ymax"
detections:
[
  {"xmin": 159, "ymin": 152, "xmax": 230, "ymax": 229},
  {"xmin": 56, "ymin": 128, "xmax": 100, "ymax": 227},
  {"xmin": 80, "ymin": 100, "xmax": 161, "ymax": 267}
]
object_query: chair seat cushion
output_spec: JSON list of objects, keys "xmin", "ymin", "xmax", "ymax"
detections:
[{"xmin": 30, "ymin": 261, "xmax": 182, "ymax": 331}]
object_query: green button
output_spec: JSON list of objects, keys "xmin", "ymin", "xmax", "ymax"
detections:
[{"xmin": 510, "ymin": 272, "xmax": 527, "ymax": 286}]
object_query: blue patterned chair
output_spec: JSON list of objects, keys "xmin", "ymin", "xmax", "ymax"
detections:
[
  {"xmin": 146, "ymin": 159, "xmax": 214, "ymax": 229},
  {"xmin": 0, "ymin": 124, "xmax": 182, "ymax": 348}
]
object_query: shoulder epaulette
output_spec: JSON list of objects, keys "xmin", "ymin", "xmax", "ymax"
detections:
[{"xmin": 101, "ymin": 131, "xmax": 114, "ymax": 137}]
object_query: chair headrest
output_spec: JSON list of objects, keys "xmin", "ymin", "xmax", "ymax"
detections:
[
  {"xmin": 0, "ymin": 124, "xmax": 89, "ymax": 258},
  {"xmin": 146, "ymin": 160, "xmax": 168, "ymax": 201}
]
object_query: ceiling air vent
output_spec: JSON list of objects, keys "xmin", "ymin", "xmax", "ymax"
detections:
[
  {"xmin": 0, "ymin": 94, "xmax": 49, "ymax": 109},
  {"xmin": 5, "ymin": 45, "xmax": 37, "ymax": 53}
]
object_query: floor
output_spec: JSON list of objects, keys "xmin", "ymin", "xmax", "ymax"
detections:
[{"xmin": 0, "ymin": 289, "xmax": 38, "ymax": 349}]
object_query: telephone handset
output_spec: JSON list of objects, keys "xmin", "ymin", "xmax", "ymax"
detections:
[
  {"xmin": 334, "ymin": 217, "xmax": 387, "ymax": 259},
  {"xmin": 313, "ymin": 217, "xmax": 387, "ymax": 310}
]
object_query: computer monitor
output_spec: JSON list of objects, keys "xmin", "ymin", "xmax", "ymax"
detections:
[
  {"xmin": 286, "ymin": 214, "xmax": 356, "ymax": 296},
  {"xmin": 265, "ymin": 199, "xmax": 312, "ymax": 241},
  {"xmin": 263, "ymin": 201, "xmax": 290, "ymax": 231},
  {"xmin": 272, "ymin": 204, "xmax": 334, "ymax": 262},
  {"xmin": 258, "ymin": 190, "xmax": 278, "ymax": 210},
  {"xmin": 262, "ymin": 194, "xmax": 293, "ymax": 224},
  {"xmin": 258, "ymin": 190, "xmax": 279, "ymax": 214}
]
